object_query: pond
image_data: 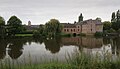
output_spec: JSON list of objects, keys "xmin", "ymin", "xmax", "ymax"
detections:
[{"xmin": 0, "ymin": 36, "xmax": 120, "ymax": 64}]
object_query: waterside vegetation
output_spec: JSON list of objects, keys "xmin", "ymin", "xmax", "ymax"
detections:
[{"xmin": 0, "ymin": 52, "xmax": 120, "ymax": 69}]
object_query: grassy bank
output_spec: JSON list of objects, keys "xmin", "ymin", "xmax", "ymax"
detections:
[
  {"xmin": 0, "ymin": 52, "xmax": 120, "ymax": 69},
  {"xmin": 15, "ymin": 34, "xmax": 33, "ymax": 37}
]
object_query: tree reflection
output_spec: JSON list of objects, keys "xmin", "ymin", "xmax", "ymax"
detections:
[
  {"xmin": 0, "ymin": 40, "xmax": 7, "ymax": 59},
  {"xmin": 44, "ymin": 37, "xmax": 62, "ymax": 54}
]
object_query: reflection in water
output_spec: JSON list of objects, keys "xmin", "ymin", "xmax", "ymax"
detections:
[
  {"xmin": 0, "ymin": 40, "xmax": 7, "ymax": 59},
  {"xmin": 0, "ymin": 37, "xmax": 120, "ymax": 62}
]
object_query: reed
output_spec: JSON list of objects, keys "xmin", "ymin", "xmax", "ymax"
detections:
[{"xmin": 0, "ymin": 51, "xmax": 120, "ymax": 69}]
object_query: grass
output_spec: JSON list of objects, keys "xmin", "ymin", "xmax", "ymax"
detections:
[
  {"xmin": 0, "ymin": 51, "xmax": 120, "ymax": 69},
  {"xmin": 15, "ymin": 34, "xmax": 33, "ymax": 37}
]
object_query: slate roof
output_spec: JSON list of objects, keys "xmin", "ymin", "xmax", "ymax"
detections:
[{"xmin": 61, "ymin": 23, "xmax": 76, "ymax": 28}]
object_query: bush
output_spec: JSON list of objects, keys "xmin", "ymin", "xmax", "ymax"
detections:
[
  {"xmin": 33, "ymin": 31, "xmax": 40, "ymax": 38},
  {"xmin": 107, "ymin": 28, "xmax": 116, "ymax": 33},
  {"xmin": 61, "ymin": 33, "xmax": 71, "ymax": 37},
  {"xmin": 94, "ymin": 32, "xmax": 103, "ymax": 37}
]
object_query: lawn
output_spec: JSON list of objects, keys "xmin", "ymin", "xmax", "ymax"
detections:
[{"xmin": 15, "ymin": 34, "xmax": 33, "ymax": 37}]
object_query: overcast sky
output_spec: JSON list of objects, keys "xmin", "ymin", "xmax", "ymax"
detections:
[{"xmin": 0, "ymin": 0, "xmax": 120, "ymax": 25}]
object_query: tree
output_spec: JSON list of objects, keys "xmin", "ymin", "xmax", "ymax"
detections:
[
  {"xmin": 111, "ymin": 10, "xmax": 120, "ymax": 31},
  {"xmin": 0, "ymin": 16, "xmax": 6, "ymax": 38},
  {"xmin": 111, "ymin": 12, "xmax": 116, "ymax": 22},
  {"xmin": 96, "ymin": 17, "xmax": 102, "ymax": 22},
  {"xmin": 7, "ymin": 16, "xmax": 22, "ymax": 36},
  {"xmin": 103, "ymin": 21, "xmax": 112, "ymax": 31},
  {"xmin": 45, "ymin": 19, "xmax": 63, "ymax": 38},
  {"xmin": 78, "ymin": 13, "xmax": 83, "ymax": 22}
]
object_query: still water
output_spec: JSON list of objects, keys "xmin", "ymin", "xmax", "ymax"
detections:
[{"xmin": 0, "ymin": 37, "xmax": 120, "ymax": 64}]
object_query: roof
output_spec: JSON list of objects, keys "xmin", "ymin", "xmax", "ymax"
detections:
[
  {"xmin": 25, "ymin": 25, "xmax": 39, "ymax": 30},
  {"xmin": 61, "ymin": 23, "xmax": 76, "ymax": 28},
  {"xmin": 76, "ymin": 19, "xmax": 102, "ymax": 25}
]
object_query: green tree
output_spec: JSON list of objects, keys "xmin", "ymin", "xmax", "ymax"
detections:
[
  {"xmin": 111, "ymin": 10, "xmax": 120, "ymax": 31},
  {"xmin": 7, "ymin": 16, "xmax": 22, "ymax": 36},
  {"xmin": 103, "ymin": 21, "xmax": 112, "ymax": 31},
  {"xmin": 45, "ymin": 19, "xmax": 63, "ymax": 38},
  {"xmin": 78, "ymin": 13, "xmax": 83, "ymax": 22},
  {"xmin": 111, "ymin": 12, "xmax": 116, "ymax": 22},
  {"xmin": 0, "ymin": 16, "xmax": 6, "ymax": 38},
  {"xmin": 96, "ymin": 17, "xmax": 102, "ymax": 22}
]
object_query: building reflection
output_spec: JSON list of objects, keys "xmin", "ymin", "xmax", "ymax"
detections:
[{"xmin": 61, "ymin": 37, "xmax": 103, "ymax": 49}]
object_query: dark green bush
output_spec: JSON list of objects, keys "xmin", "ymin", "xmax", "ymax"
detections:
[
  {"xmin": 33, "ymin": 31, "xmax": 40, "ymax": 38},
  {"xmin": 94, "ymin": 32, "xmax": 103, "ymax": 37}
]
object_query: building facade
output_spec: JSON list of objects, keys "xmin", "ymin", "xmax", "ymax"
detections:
[{"xmin": 62, "ymin": 19, "xmax": 103, "ymax": 34}]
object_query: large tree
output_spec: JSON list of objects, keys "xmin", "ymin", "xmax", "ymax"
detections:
[
  {"xmin": 103, "ymin": 21, "xmax": 112, "ymax": 31},
  {"xmin": 7, "ymin": 16, "xmax": 22, "ymax": 36},
  {"xmin": 78, "ymin": 13, "xmax": 83, "ymax": 22},
  {"xmin": 45, "ymin": 19, "xmax": 63, "ymax": 37},
  {"xmin": 0, "ymin": 16, "xmax": 6, "ymax": 38},
  {"xmin": 111, "ymin": 10, "xmax": 120, "ymax": 31}
]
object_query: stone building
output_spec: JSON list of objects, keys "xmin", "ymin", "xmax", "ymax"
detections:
[{"xmin": 62, "ymin": 19, "xmax": 103, "ymax": 34}]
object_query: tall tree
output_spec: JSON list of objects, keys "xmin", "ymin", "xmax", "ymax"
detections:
[
  {"xmin": 7, "ymin": 16, "xmax": 22, "ymax": 36},
  {"xmin": 111, "ymin": 12, "xmax": 116, "ymax": 22},
  {"xmin": 111, "ymin": 10, "xmax": 120, "ymax": 31},
  {"xmin": 78, "ymin": 13, "xmax": 83, "ymax": 22},
  {"xmin": 0, "ymin": 16, "xmax": 6, "ymax": 38}
]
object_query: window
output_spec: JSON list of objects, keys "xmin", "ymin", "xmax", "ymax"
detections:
[
  {"xmin": 78, "ymin": 29, "xmax": 79, "ymax": 31},
  {"xmin": 71, "ymin": 29, "xmax": 72, "ymax": 32},
  {"xmin": 67, "ymin": 29, "xmax": 69, "ymax": 32},
  {"xmin": 64, "ymin": 29, "xmax": 66, "ymax": 32},
  {"xmin": 78, "ymin": 26, "xmax": 79, "ymax": 28},
  {"xmin": 74, "ymin": 29, "xmax": 75, "ymax": 32}
]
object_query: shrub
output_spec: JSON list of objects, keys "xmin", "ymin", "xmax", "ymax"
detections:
[
  {"xmin": 94, "ymin": 32, "xmax": 103, "ymax": 37},
  {"xmin": 33, "ymin": 31, "xmax": 40, "ymax": 38},
  {"xmin": 62, "ymin": 33, "xmax": 71, "ymax": 37},
  {"xmin": 107, "ymin": 28, "xmax": 116, "ymax": 33}
]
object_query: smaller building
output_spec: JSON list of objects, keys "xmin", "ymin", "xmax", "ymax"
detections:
[{"xmin": 25, "ymin": 21, "xmax": 39, "ymax": 31}]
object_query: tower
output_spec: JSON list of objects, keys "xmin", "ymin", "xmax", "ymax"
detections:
[{"xmin": 28, "ymin": 21, "xmax": 31, "ymax": 26}]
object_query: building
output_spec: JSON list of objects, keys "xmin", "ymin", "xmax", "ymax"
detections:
[
  {"xmin": 62, "ymin": 19, "xmax": 103, "ymax": 34},
  {"xmin": 25, "ymin": 21, "xmax": 39, "ymax": 31}
]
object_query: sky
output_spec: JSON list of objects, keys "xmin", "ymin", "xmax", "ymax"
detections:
[{"xmin": 0, "ymin": 0, "xmax": 120, "ymax": 25}]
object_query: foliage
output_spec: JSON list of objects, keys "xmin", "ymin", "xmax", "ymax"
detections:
[
  {"xmin": 78, "ymin": 13, "xmax": 83, "ymax": 22},
  {"xmin": 111, "ymin": 10, "xmax": 120, "ymax": 31},
  {"xmin": 96, "ymin": 17, "xmax": 102, "ymax": 22},
  {"xmin": 0, "ymin": 16, "xmax": 6, "ymax": 38},
  {"xmin": 33, "ymin": 30, "xmax": 40, "ymax": 38},
  {"xmin": 45, "ymin": 19, "xmax": 63, "ymax": 38},
  {"xmin": 107, "ymin": 28, "xmax": 116, "ymax": 33},
  {"xmin": 94, "ymin": 32, "xmax": 103, "ymax": 37},
  {"xmin": 103, "ymin": 21, "xmax": 112, "ymax": 31},
  {"xmin": 0, "ymin": 52, "xmax": 120, "ymax": 69},
  {"xmin": 61, "ymin": 33, "xmax": 71, "ymax": 37},
  {"xmin": 7, "ymin": 16, "xmax": 23, "ymax": 36}
]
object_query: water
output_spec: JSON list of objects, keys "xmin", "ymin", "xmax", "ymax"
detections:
[{"xmin": 0, "ymin": 36, "xmax": 120, "ymax": 64}]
